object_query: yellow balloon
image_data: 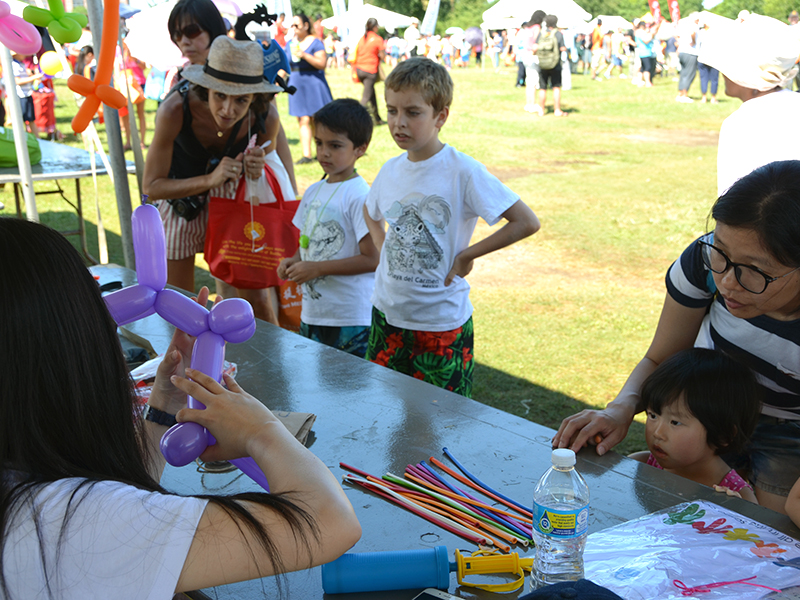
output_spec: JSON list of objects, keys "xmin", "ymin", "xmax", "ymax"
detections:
[{"xmin": 40, "ymin": 52, "xmax": 61, "ymax": 76}]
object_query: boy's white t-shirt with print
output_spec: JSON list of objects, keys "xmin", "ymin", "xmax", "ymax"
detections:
[
  {"xmin": 366, "ymin": 144, "xmax": 520, "ymax": 332},
  {"xmin": 292, "ymin": 175, "xmax": 374, "ymax": 327},
  {"xmin": 4, "ymin": 477, "xmax": 208, "ymax": 599}
]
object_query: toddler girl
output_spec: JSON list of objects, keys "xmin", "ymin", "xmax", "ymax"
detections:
[{"xmin": 629, "ymin": 348, "xmax": 761, "ymax": 503}]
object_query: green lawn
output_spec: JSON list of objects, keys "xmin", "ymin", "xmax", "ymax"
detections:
[{"xmin": 3, "ymin": 64, "xmax": 734, "ymax": 455}]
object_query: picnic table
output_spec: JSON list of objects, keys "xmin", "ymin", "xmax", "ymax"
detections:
[
  {"xmin": 2, "ymin": 140, "xmax": 134, "ymax": 263},
  {"xmin": 91, "ymin": 264, "xmax": 800, "ymax": 600}
]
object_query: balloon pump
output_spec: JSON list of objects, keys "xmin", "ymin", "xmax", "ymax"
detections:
[{"xmin": 321, "ymin": 546, "xmax": 534, "ymax": 594}]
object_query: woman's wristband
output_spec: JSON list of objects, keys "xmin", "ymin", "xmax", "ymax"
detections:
[{"xmin": 142, "ymin": 404, "xmax": 178, "ymax": 427}]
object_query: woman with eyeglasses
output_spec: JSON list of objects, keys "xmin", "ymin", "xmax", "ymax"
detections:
[
  {"xmin": 554, "ymin": 160, "xmax": 800, "ymax": 513},
  {"xmin": 287, "ymin": 12, "xmax": 333, "ymax": 164}
]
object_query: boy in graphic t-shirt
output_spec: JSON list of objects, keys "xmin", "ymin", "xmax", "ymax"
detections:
[
  {"xmin": 363, "ymin": 57, "xmax": 540, "ymax": 397},
  {"xmin": 277, "ymin": 99, "xmax": 379, "ymax": 357}
]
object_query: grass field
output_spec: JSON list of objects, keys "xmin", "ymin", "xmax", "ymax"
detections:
[{"xmin": 2, "ymin": 63, "xmax": 735, "ymax": 455}]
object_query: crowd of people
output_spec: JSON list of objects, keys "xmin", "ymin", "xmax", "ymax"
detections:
[{"xmin": 6, "ymin": 2, "xmax": 800, "ymax": 596}]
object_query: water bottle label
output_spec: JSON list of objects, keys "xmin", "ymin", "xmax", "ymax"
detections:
[{"xmin": 533, "ymin": 503, "xmax": 589, "ymax": 538}]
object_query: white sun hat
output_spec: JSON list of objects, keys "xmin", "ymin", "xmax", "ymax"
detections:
[{"xmin": 698, "ymin": 13, "xmax": 800, "ymax": 92}]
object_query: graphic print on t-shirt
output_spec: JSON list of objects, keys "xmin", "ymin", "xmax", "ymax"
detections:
[
  {"xmin": 384, "ymin": 193, "xmax": 451, "ymax": 281},
  {"xmin": 300, "ymin": 199, "xmax": 345, "ymax": 299}
]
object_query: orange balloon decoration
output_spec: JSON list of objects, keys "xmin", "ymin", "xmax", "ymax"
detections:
[{"xmin": 67, "ymin": 0, "xmax": 125, "ymax": 133}]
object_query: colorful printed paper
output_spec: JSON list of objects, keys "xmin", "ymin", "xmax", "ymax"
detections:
[{"xmin": 584, "ymin": 500, "xmax": 800, "ymax": 599}]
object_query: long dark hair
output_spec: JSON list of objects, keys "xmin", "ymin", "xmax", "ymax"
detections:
[
  {"xmin": 74, "ymin": 45, "xmax": 93, "ymax": 79},
  {"xmin": 712, "ymin": 160, "xmax": 800, "ymax": 269},
  {"xmin": 0, "ymin": 219, "xmax": 317, "ymax": 598},
  {"xmin": 168, "ymin": 0, "xmax": 227, "ymax": 45}
]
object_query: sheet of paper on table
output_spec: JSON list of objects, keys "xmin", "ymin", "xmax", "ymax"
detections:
[{"xmin": 584, "ymin": 500, "xmax": 800, "ymax": 599}]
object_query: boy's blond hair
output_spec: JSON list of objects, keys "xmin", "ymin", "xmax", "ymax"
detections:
[{"xmin": 384, "ymin": 57, "xmax": 454, "ymax": 114}]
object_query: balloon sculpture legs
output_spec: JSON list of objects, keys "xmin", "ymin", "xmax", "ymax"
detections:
[{"xmin": 104, "ymin": 202, "xmax": 267, "ymax": 491}]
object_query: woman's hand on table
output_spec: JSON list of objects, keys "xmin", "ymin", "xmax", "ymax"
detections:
[
  {"xmin": 173, "ymin": 369, "xmax": 285, "ymax": 462},
  {"xmin": 552, "ymin": 403, "xmax": 636, "ymax": 456}
]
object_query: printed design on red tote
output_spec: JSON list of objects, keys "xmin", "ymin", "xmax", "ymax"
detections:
[
  {"xmin": 300, "ymin": 197, "xmax": 345, "ymax": 300},
  {"xmin": 384, "ymin": 193, "xmax": 450, "ymax": 281}
]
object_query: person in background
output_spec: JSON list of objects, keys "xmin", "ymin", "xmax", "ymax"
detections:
[
  {"xmin": 634, "ymin": 21, "xmax": 657, "ymax": 88},
  {"xmin": 11, "ymin": 52, "xmax": 41, "ymax": 136},
  {"xmin": 676, "ymin": 12, "xmax": 700, "ymax": 102},
  {"xmin": 788, "ymin": 10, "xmax": 799, "ymax": 91},
  {"xmin": 533, "ymin": 14, "xmax": 567, "ymax": 116},
  {"xmin": 288, "ymin": 12, "xmax": 333, "ymax": 165},
  {"xmin": 514, "ymin": 25, "xmax": 528, "ymax": 86},
  {"xmin": 522, "ymin": 10, "xmax": 546, "ymax": 114},
  {"xmin": 590, "ymin": 18, "xmax": 605, "ymax": 79},
  {"xmin": 353, "ymin": 18, "xmax": 385, "ymax": 125},
  {"xmin": 271, "ymin": 12, "xmax": 287, "ymax": 49},
  {"xmin": 313, "ymin": 13, "xmax": 324, "ymax": 40},
  {"xmin": 698, "ymin": 13, "xmax": 800, "ymax": 196},
  {"xmin": 404, "ymin": 17, "xmax": 421, "ymax": 58},
  {"xmin": 0, "ymin": 217, "xmax": 361, "ymax": 597},
  {"xmin": 696, "ymin": 20, "xmax": 718, "ymax": 103}
]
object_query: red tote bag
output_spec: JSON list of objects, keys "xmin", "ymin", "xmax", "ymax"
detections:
[{"xmin": 204, "ymin": 166, "xmax": 300, "ymax": 290}]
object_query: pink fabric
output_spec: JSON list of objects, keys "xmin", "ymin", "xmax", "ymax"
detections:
[{"xmin": 645, "ymin": 453, "xmax": 753, "ymax": 492}]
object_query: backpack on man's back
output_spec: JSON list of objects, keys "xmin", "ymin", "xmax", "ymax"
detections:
[{"xmin": 537, "ymin": 30, "xmax": 560, "ymax": 70}]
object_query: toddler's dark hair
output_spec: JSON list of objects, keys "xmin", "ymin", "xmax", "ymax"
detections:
[
  {"xmin": 641, "ymin": 348, "xmax": 761, "ymax": 455},
  {"xmin": 313, "ymin": 98, "xmax": 373, "ymax": 149}
]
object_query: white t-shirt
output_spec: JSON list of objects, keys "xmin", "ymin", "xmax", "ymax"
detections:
[
  {"xmin": 366, "ymin": 144, "xmax": 520, "ymax": 332},
  {"xmin": 292, "ymin": 175, "xmax": 374, "ymax": 327},
  {"xmin": 717, "ymin": 89, "xmax": 800, "ymax": 195},
  {"xmin": 3, "ymin": 477, "xmax": 208, "ymax": 600}
]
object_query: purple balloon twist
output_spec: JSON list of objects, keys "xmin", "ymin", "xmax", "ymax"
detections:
[{"xmin": 103, "ymin": 204, "xmax": 268, "ymax": 491}]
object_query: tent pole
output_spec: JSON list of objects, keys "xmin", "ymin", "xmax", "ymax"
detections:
[
  {"xmin": 85, "ymin": 0, "xmax": 136, "ymax": 269},
  {"xmin": 0, "ymin": 46, "xmax": 38, "ymax": 222}
]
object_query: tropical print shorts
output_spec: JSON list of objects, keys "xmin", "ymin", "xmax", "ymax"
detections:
[{"xmin": 366, "ymin": 307, "xmax": 474, "ymax": 398}]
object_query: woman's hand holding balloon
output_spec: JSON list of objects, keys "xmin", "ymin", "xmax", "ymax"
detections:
[
  {"xmin": 149, "ymin": 287, "xmax": 215, "ymax": 416},
  {"xmin": 173, "ymin": 369, "xmax": 287, "ymax": 462}
]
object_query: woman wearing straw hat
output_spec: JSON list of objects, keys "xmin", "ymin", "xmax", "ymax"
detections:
[
  {"xmin": 143, "ymin": 36, "xmax": 284, "ymax": 324},
  {"xmin": 698, "ymin": 14, "xmax": 800, "ymax": 196},
  {"xmin": 146, "ymin": 0, "xmax": 296, "ymax": 304}
]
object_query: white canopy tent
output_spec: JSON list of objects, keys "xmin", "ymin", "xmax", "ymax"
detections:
[
  {"xmin": 322, "ymin": 3, "xmax": 414, "ymax": 45},
  {"xmin": 482, "ymin": 0, "xmax": 591, "ymax": 30}
]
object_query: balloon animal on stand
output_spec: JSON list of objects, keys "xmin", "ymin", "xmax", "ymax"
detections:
[{"xmin": 103, "ymin": 201, "xmax": 270, "ymax": 492}]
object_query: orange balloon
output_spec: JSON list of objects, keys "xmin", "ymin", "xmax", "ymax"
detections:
[
  {"xmin": 71, "ymin": 96, "xmax": 100, "ymax": 134},
  {"xmin": 67, "ymin": 73, "xmax": 95, "ymax": 96},
  {"xmin": 96, "ymin": 84, "xmax": 125, "ymax": 109}
]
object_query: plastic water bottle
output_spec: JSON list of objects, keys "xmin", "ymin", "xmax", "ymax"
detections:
[{"xmin": 530, "ymin": 448, "xmax": 590, "ymax": 591}]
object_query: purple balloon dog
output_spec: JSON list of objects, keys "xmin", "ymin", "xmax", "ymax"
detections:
[{"xmin": 103, "ymin": 202, "xmax": 269, "ymax": 492}]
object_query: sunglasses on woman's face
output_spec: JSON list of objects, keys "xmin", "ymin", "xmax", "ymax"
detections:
[{"xmin": 171, "ymin": 23, "xmax": 203, "ymax": 42}]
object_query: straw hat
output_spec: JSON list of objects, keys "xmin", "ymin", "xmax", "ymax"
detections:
[
  {"xmin": 181, "ymin": 37, "xmax": 282, "ymax": 95},
  {"xmin": 698, "ymin": 14, "xmax": 800, "ymax": 92}
]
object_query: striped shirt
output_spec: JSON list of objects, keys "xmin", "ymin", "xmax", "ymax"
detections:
[{"xmin": 666, "ymin": 234, "xmax": 800, "ymax": 419}]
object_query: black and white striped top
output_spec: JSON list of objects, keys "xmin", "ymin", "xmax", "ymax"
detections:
[{"xmin": 666, "ymin": 234, "xmax": 800, "ymax": 419}]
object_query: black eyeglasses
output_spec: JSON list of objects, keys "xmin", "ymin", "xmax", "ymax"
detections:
[
  {"xmin": 698, "ymin": 239, "xmax": 800, "ymax": 294},
  {"xmin": 171, "ymin": 23, "xmax": 203, "ymax": 42}
]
